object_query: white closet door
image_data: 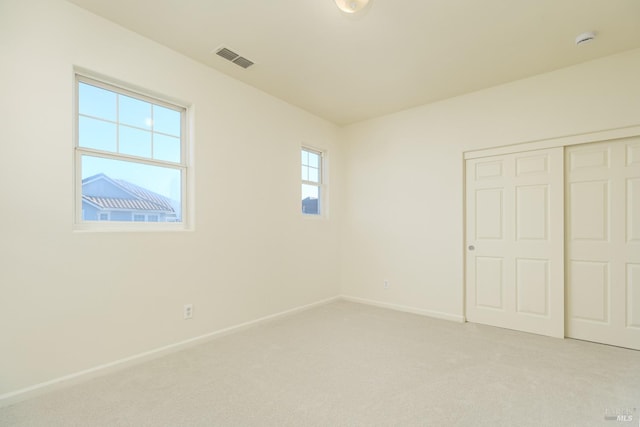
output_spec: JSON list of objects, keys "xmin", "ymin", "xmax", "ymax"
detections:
[
  {"xmin": 465, "ymin": 148, "xmax": 564, "ymax": 338},
  {"xmin": 566, "ymin": 138, "xmax": 640, "ymax": 350}
]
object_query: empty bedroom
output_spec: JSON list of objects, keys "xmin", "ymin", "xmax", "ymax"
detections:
[{"xmin": 1, "ymin": 0, "xmax": 640, "ymax": 425}]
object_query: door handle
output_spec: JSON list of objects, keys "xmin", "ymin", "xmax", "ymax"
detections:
[{"xmin": 468, "ymin": 245, "xmax": 475, "ymax": 251}]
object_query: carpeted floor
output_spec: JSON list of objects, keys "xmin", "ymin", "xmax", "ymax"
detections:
[{"xmin": 1, "ymin": 300, "xmax": 639, "ymax": 426}]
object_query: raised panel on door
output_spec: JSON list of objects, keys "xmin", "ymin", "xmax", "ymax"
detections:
[
  {"xmin": 569, "ymin": 146, "xmax": 610, "ymax": 171},
  {"xmin": 516, "ymin": 185, "xmax": 548, "ymax": 240},
  {"xmin": 515, "ymin": 258, "xmax": 549, "ymax": 316},
  {"xmin": 516, "ymin": 154, "xmax": 548, "ymax": 176},
  {"xmin": 568, "ymin": 260, "xmax": 609, "ymax": 323},
  {"xmin": 475, "ymin": 160, "xmax": 503, "ymax": 180},
  {"xmin": 627, "ymin": 264, "xmax": 640, "ymax": 329},
  {"xmin": 626, "ymin": 141, "xmax": 640, "ymax": 166},
  {"xmin": 475, "ymin": 189, "xmax": 503, "ymax": 240},
  {"xmin": 628, "ymin": 178, "xmax": 640, "ymax": 243},
  {"xmin": 569, "ymin": 181, "xmax": 609, "ymax": 241},
  {"xmin": 475, "ymin": 257, "xmax": 504, "ymax": 309}
]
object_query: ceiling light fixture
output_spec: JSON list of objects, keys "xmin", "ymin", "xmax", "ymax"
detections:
[{"xmin": 334, "ymin": 0, "xmax": 370, "ymax": 14}]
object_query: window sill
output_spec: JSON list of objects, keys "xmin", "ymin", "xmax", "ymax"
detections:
[
  {"xmin": 73, "ymin": 221, "xmax": 191, "ymax": 233},
  {"xmin": 301, "ymin": 213, "xmax": 326, "ymax": 221}
]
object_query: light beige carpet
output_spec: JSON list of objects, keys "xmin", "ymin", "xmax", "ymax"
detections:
[{"xmin": 1, "ymin": 300, "xmax": 639, "ymax": 426}]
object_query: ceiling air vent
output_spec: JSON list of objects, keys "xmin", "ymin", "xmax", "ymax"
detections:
[
  {"xmin": 232, "ymin": 56, "xmax": 254, "ymax": 69},
  {"xmin": 214, "ymin": 47, "xmax": 255, "ymax": 69},
  {"xmin": 216, "ymin": 47, "xmax": 239, "ymax": 61}
]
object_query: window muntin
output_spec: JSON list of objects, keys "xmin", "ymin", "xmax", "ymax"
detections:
[
  {"xmin": 77, "ymin": 80, "xmax": 182, "ymax": 164},
  {"xmin": 75, "ymin": 75, "xmax": 186, "ymax": 227},
  {"xmin": 301, "ymin": 147, "xmax": 323, "ymax": 215}
]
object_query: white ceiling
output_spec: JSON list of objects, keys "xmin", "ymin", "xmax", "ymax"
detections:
[{"xmin": 68, "ymin": 0, "xmax": 640, "ymax": 125}]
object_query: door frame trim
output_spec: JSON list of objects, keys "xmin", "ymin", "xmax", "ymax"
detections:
[{"xmin": 464, "ymin": 124, "xmax": 640, "ymax": 160}]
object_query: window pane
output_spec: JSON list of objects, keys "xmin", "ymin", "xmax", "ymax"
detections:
[
  {"xmin": 119, "ymin": 95, "xmax": 152, "ymax": 129},
  {"xmin": 301, "ymin": 150, "xmax": 308, "ymax": 165},
  {"xmin": 308, "ymin": 167, "xmax": 319, "ymax": 183},
  {"xmin": 133, "ymin": 214, "xmax": 145, "ymax": 222},
  {"xmin": 153, "ymin": 105, "xmax": 181, "ymax": 136},
  {"xmin": 301, "ymin": 165, "xmax": 308, "ymax": 181},
  {"xmin": 79, "ymin": 116, "xmax": 117, "ymax": 152},
  {"xmin": 301, "ymin": 184, "xmax": 320, "ymax": 215},
  {"xmin": 153, "ymin": 134, "xmax": 181, "ymax": 163},
  {"xmin": 119, "ymin": 125, "xmax": 151, "ymax": 158},
  {"xmin": 81, "ymin": 155, "xmax": 182, "ymax": 222},
  {"xmin": 79, "ymin": 83, "xmax": 116, "ymax": 121},
  {"xmin": 307, "ymin": 152, "xmax": 319, "ymax": 168}
]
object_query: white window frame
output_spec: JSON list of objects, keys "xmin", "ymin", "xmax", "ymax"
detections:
[
  {"xmin": 301, "ymin": 146, "xmax": 326, "ymax": 217},
  {"xmin": 73, "ymin": 71, "xmax": 190, "ymax": 232}
]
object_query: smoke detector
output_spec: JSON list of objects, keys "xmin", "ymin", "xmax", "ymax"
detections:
[{"xmin": 575, "ymin": 31, "xmax": 596, "ymax": 46}]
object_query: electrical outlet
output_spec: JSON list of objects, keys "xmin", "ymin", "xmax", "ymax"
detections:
[
  {"xmin": 383, "ymin": 280, "xmax": 389, "ymax": 289},
  {"xmin": 183, "ymin": 304, "xmax": 193, "ymax": 320}
]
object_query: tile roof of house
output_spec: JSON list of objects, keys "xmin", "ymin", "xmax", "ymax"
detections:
[
  {"xmin": 82, "ymin": 195, "xmax": 170, "ymax": 211},
  {"xmin": 113, "ymin": 178, "xmax": 175, "ymax": 212},
  {"xmin": 82, "ymin": 173, "xmax": 176, "ymax": 213}
]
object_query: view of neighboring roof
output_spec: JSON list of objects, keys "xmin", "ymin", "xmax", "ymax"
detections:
[
  {"xmin": 82, "ymin": 173, "xmax": 176, "ymax": 213},
  {"xmin": 82, "ymin": 195, "xmax": 170, "ymax": 211}
]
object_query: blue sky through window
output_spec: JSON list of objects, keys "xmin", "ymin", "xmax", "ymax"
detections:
[{"xmin": 78, "ymin": 82, "xmax": 181, "ymax": 163}]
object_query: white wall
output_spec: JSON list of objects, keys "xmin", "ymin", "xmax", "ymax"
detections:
[
  {"xmin": 0, "ymin": 0, "xmax": 343, "ymax": 396},
  {"xmin": 340, "ymin": 48, "xmax": 640, "ymax": 319}
]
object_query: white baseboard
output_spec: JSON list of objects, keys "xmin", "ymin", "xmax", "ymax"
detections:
[
  {"xmin": 340, "ymin": 295, "xmax": 465, "ymax": 323},
  {"xmin": 0, "ymin": 296, "xmax": 340, "ymax": 408}
]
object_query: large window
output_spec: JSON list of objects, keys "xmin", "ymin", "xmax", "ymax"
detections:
[
  {"xmin": 301, "ymin": 147, "xmax": 323, "ymax": 215},
  {"xmin": 75, "ymin": 74, "xmax": 187, "ymax": 228}
]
